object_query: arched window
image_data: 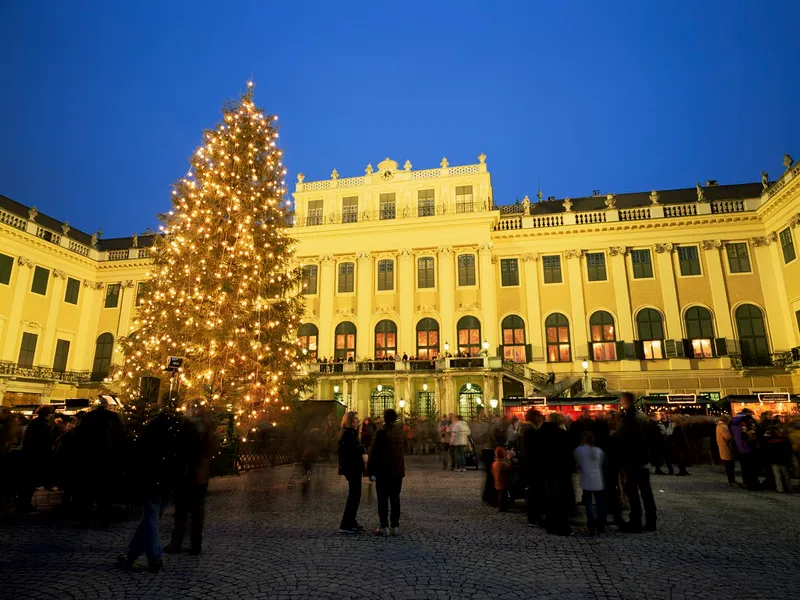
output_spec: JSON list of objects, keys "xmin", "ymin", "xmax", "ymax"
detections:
[
  {"xmin": 458, "ymin": 383, "xmax": 482, "ymax": 420},
  {"xmin": 590, "ymin": 311, "xmax": 617, "ymax": 361},
  {"xmin": 91, "ymin": 333, "xmax": 114, "ymax": 382},
  {"xmin": 636, "ymin": 309, "xmax": 664, "ymax": 359},
  {"xmin": 736, "ymin": 304, "xmax": 770, "ymax": 366},
  {"xmin": 685, "ymin": 307, "xmax": 715, "ymax": 358},
  {"xmin": 334, "ymin": 321, "xmax": 357, "ymax": 360},
  {"xmin": 370, "ymin": 385, "xmax": 395, "ymax": 418},
  {"xmin": 416, "ymin": 318, "xmax": 439, "ymax": 359},
  {"xmin": 457, "ymin": 315, "xmax": 481, "ymax": 356},
  {"xmin": 374, "ymin": 320, "xmax": 397, "ymax": 358},
  {"xmin": 298, "ymin": 323, "xmax": 318, "ymax": 360},
  {"xmin": 545, "ymin": 313, "xmax": 570, "ymax": 362},
  {"xmin": 501, "ymin": 315, "xmax": 526, "ymax": 362}
]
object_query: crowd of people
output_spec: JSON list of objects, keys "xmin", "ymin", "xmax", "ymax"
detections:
[
  {"xmin": 315, "ymin": 349, "xmax": 490, "ymax": 373},
  {"xmin": 0, "ymin": 399, "xmax": 217, "ymax": 573}
]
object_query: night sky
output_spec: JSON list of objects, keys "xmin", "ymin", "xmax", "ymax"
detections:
[{"xmin": 2, "ymin": 0, "xmax": 798, "ymax": 238}]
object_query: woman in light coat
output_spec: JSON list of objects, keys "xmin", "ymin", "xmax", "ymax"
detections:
[{"xmin": 716, "ymin": 417, "xmax": 735, "ymax": 485}]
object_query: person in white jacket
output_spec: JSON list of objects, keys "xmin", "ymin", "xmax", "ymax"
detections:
[
  {"xmin": 450, "ymin": 415, "xmax": 471, "ymax": 472},
  {"xmin": 573, "ymin": 430, "xmax": 606, "ymax": 534}
]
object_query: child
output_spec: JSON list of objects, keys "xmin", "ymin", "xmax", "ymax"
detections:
[
  {"xmin": 491, "ymin": 446, "xmax": 512, "ymax": 512},
  {"xmin": 573, "ymin": 430, "xmax": 606, "ymax": 533}
]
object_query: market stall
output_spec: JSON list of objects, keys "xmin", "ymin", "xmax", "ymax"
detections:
[
  {"xmin": 638, "ymin": 394, "xmax": 711, "ymax": 416},
  {"xmin": 725, "ymin": 393, "xmax": 799, "ymax": 419},
  {"xmin": 502, "ymin": 396, "xmax": 619, "ymax": 420}
]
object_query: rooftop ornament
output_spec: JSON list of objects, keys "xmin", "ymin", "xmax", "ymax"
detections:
[
  {"xmin": 784, "ymin": 153, "xmax": 794, "ymax": 171},
  {"xmin": 649, "ymin": 190, "xmax": 660, "ymax": 205},
  {"xmin": 522, "ymin": 195, "xmax": 531, "ymax": 215},
  {"xmin": 696, "ymin": 182, "xmax": 706, "ymax": 203},
  {"xmin": 331, "ymin": 168, "xmax": 339, "ymax": 180},
  {"xmin": 762, "ymin": 171, "xmax": 769, "ymax": 190},
  {"xmin": 562, "ymin": 197, "xmax": 573, "ymax": 212},
  {"xmin": 605, "ymin": 193, "xmax": 616, "ymax": 209}
]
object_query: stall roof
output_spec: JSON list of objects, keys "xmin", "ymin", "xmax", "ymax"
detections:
[
  {"xmin": 503, "ymin": 396, "xmax": 619, "ymax": 406},
  {"xmin": 639, "ymin": 395, "xmax": 712, "ymax": 405},
  {"xmin": 722, "ymin": 394, "xmax": 800, "ymax": 403}
]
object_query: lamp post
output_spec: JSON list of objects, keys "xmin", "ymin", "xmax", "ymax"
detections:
[
  {"xmin": 444, "ymin": 342, "xmax": 450, "ymax": 354},
  {"xmin": 490, "ymin": 397, "xmax": 498, "ymax": 417},
  {"xmin": 581, "ymin": 360, "xmax": 589, "ymax": 393},
  {"xmin": 482, "ymin": 340, "xmax": 489, "ymax": 357},
  {"xmin": 399, "ymin": 398, "xmax": 406, "ymax": 423}
]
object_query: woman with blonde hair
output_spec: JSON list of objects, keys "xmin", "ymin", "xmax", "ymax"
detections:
[{"xmin": 338, "ymin": 411, "xmax": 367, "ymax": 534}]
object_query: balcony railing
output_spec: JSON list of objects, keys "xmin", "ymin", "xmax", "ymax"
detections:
[
  {"xmin": 730, "ymin": 352, "xmax": 793, "ymax": 370},
  {"xmin": 0, "ymin": 361, "xmax": 91, "ymax": 384},
  {"xmin": 296, "ymin": 200, "xmax": 491, "ymax": 228},
  {"xmin": 308, "ymin": 357, "xmax": 500, "ymax": 373}
]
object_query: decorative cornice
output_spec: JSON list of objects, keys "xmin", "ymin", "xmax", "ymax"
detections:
[
  {"xmin": 490, "ymin": 255, "xmax": 498, "ymax": 264},
  {"xmin": 479, "ymin": 242, "xmax": 494, "ymax": 253},
  {"xmin": 398, "ymin": 248, "xmax": 413, "ymax": 259},
  {"xmin": 17, "ymin": 257, "xmax": 34, "ymax": 268},
  {"xmin": 83, "ymin": 280, "xmax": 104, "ymax": 290},
  {"xmin": 355, "ymin": 251, "xmax": 371, "ymax": 260},
  {"xmin": 701, "ymin": 240, "xmax": 722, "ymax": 250},
  {"xmin": 416, "ymin": 304, "xmax": 438, "ymax": 313},
  {"xmin": 751, "ymin": 232, "xmax": 778, "ymax": 247},
  {"xmin": 654, "ymin": 243, "xmax": 674, "ymax": 254},
  {"xmin": 789, "ymin": 214, "xmax": 800, "ymax": 229},
  {"xmin": 52, "ymin": 269, "xmax": 68, "ymax": 279},
  {"xmin": 437, "ymin": 245, "xmax": 453, "ymax": 255},
  {"xmin": 608, "ymin": 246, "xmax": 627, "ymax": 256},
  {"xmin": 320, "ymin": 254, "xmax": 335, "ymax": 264},
  {"xmin": 564, "ymin": 249, "xmax": 583, "ymax": 259},
  {"xmin": 520, "ymin": 253, "xmax": 539, "ymax": 262},
  {"xmin": 123, "ymin": 280, "xmax": 135, "ymax": 288}
]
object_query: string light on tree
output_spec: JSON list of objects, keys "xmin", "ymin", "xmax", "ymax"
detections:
[{"xmin": 113, "ymin": 82, "xmax": 311, "ymax": 428}]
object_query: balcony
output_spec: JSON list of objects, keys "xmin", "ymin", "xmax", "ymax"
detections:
[
  {"xmin": 308, "ymin": 356, "xmax": 502, "ymax": 374},
  {"xmin": 0, "ymin": 361, "xmax": 91, "ymax": 384}
]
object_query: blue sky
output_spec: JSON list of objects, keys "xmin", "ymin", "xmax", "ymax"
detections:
[{"xmin": 1, "ymin": 0, "xmax": 798, "ymax": 237}]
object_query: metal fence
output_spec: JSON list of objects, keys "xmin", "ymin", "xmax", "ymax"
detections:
[{"xmin": 212, "ymin": 434, "xmax": 299, "ymax": 476}]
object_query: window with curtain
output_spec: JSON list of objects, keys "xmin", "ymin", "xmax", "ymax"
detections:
[
  {"xmin": 374, "ymin": 320, "xmax": 398, "ymax": 358},
  {"xmin": 334, "ymin": 321, "xmax": 357, "ymax": 360},
  {"xmin": 457, "ymin": 315, "xmax": 481, "ymax": 356},
  {"xmin": 590, "ymin": 311, "xmax": 616, "ymax": 360},
  {"xmin": 545, "ymin": 313, "xmax": 571, "ymax": 362},
  {"xmin": 501, "ymin": 315, "xmax": 526, "ymax": 362},
  {"xmin": 636, "ymin": 309, "xmax": 664, "ymax": 359},
  {"xmin": 298, "ymin": 323, "xmax": 318, "ymax": 360},
  {"xmin": 416, "ymin": 318, "xmax": 439, "ymax": 359},
  {"xmin": 685, "ymin": 306, "xmax": 715, "ymax": 358}
]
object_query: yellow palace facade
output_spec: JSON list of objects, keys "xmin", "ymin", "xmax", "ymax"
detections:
[{"xmin": 2, "ymin": 154, "xmax": 800, "ymax": 418}]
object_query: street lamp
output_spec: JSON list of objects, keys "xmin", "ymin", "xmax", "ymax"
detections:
[
  {"xmin": 399, "ymin": 399, "xmax": 406, "ymax": 409},
  {"xmin": 582, "ymin": 360, "xmax": 589, "ymax": 374},
  {"xmin": 423, "ymin": 382, "xmax": 428, "ymax": 392},
  {"xmin": 377, "ymin": 384, "xmax": 383, "ymax": 392},
  {"xmin": 581, "ymin": 360, "xmax": 590, "ymax": 393},
  {"xmin": 483, "ymin": 340, "xmax": 489, "ymax": 351},
  {"xmin": 466, "ymin": 382, "xmax": 472, "ymax": 391},
  {"xmin": 333, "ymin": 385, "xmax": 339, "ymax": 394},
  {"xmin": 444, "ymin": 342, "xmax": 450, "ymax": 352},
  {"xmin": 399, "ymin": 398, "xmax": 406, "ymax": 422},
  {"xmin": 490, "ymin": 398, "xmax": 498, "ymax": 409}
]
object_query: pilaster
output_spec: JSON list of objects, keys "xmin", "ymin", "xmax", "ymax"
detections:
[
  {"xmin": 521, "ymin": 254, "xmax": 542, "ymax": 360},
  {"xmin": 319, "ymin": 255, "xmax": 336, "ymax": 357},
  {"xmin": 1, "ymin": 258, "xmax": 35, "ymax": 361},
  {"xmin": 654, "ymin": 244, "xmax": 681, "ymax": 339},
  {"xmin": 437, "ymin": 247, "xmax": 455, "ymax": 351},
  {"xmin": 700, "ymin": 240, "xmax": 734, "ymax": 339},
  {"xmin": 752, "ymin": 234, "xmax": 792, "ymax": 351},
  {"xmin": 356, "ymin": 251, "xmax": 372, "ymax": 357},
  {"xmin": 398, "ymin": 249, "xmax": 414, "ymax": 353},
  {"xmin": 564, "ymin": 250, "xmax": 588, "ymax": 359},
  {"xmin": 478, "ymin": 243, "xmax": 498, "ymax": 351},
  {"xmin": 39, "ymin": 270, "xmax": 67, "ymax": 367},
  {"xmin": 608, "ymin": 247, "xmax": 634, "ymax": 342}
]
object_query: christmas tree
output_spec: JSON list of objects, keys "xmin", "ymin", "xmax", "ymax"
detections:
[{"xmin": 114, "ymin": 83, "xmax": 310, "ymax": 426}]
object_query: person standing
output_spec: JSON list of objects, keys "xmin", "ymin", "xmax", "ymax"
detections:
[
  {"xmin": 574, "ymin": 431, "xmax": 606, "ymax": 534},
  {"xmin": 716, "ymin": 416, "xmax": 736, "ymax": 486},
  {"xmin": 491, "ymin": 446, "xmax": 512, "ymax": 512},
  {"xmin": 118, "ymin": 410, "xmax": 183, "ymax": 574},
  {"xmin": 618, "ymin": 392, "xmax": 657, "ymax": 532},
  {"xmin": 518, "ymin": 409, "xmax": 545, "ymax": 527},
  {"xmin": 764, "ymin": 420, "xmax": 793, "ymax": 493},
  {"xmin": 505, "ymin": 416, "xmax": 520, "ymax": 448},
  {"xmin": 163, "ymin": 402, "xmax": 217, "ymax": 555},
  {"xmin": 438, "ymin": 415, "xmax": 452, "ymax": 470},
  {"xmin": 336, "ymin": 411, "xmax": 366, "ymax": 534},
  {"xmin": 368, "ymin": 409, "xmax": 405, "ymax": 536},
  {"xmin": 540, "ymin": 413, "xmax": 574, "ymax": 536},
  {"xmin": 16, "ymin": 406, "xmax": 54, "ymax": 513},
  {"xmin": 730, "ymin": 408, "xmax": 760, "ymax": 491},
  {"xmin": 450, "ymin": 415, "xmax": 471, "ymax": 472},
  {"xmin": 361, "ymin": 417, "xmax": 377, "ymax": 452}
]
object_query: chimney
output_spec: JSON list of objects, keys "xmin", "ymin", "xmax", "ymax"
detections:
[
  {"xmin": 705, "ymin": 180, "xmax": 718, "ymax": 186},
  {"xmin": 592, "ymin": 189, "xmax": 601, "ymax": 196},
  {"xmin": 547, "ymin": 196, "xmax": 555, "ymax": 201}
]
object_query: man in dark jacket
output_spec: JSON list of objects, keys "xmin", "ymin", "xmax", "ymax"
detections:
[
  {"xmin": 539, "ymin": 413, "xmax": 574, "ymax": 536},
  {"xmin": 118, "ymin": 410, "xmax": 183, "ymax": 573},
  {"xmin": 368, "ymin": 409, "xmax": 405, "ymax": 536},
  {"xmin": 618, "ymin": 393, "xmax": 657, "ymax": 532},
  {"xmin": 517, "ymin": 409, "xmax": 545, "ymax": 527},
  {"xmin": 16, "ymin": 406, "xmax": 54, "ymax": 513},
  {"xmin": 730, "ymin": 408, "xmax": 760, "ymax": 490},
  {"xmin": 164, "ymin": 402, "xmax": 217, "ymax": 555}
]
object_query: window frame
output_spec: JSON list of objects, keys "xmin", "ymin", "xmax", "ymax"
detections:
[
  {"xmin": 735, "ymin": 304, "xmax": 771, "ymax": 367},
  {"xmin": 542, "ymin": 255, "xmax": 563, "ymax": 284},
  {"xmin": 630, "ymin": 248, "xmax": 654, "ymax": 279},
  {"xmin": 500, "ymin": 258, "xmax": 520, "ymax": 287},
  {"xmin": 306, "ymin": 199, "xmax": 324, "ymax": 226},
  {"xmin": 377, "ymin": 259, "xmax": 394, "ymax": 292},
  {"xmin": 416, "ymin": 317, "xmax": 440, "ymax": 359},
  {"xmin": 456, "ymin": 315, "xmax": 482, "ymax": 356},
  {"xmin": 586, "ymin": 252, "xmax": 608, "ymax": 282},
  {"xmin": 725, "ymin": 242, "xmax": 751, "ymax": 274},
  {"xmin": 417, "ymin": 189, "xmax": 435, "ymax": 217},
  {"xmin": 64, "ymin": 277, "xmax": 81, "ymax": 304},
  {"xmin": 0, "ymin": 253, "xmax": 13, "ymax": 285},
  {"xmin": 417, "ymin": 256, "xmax": 435, "ymax": 289},
  {"xmin": 677, "ymin": 245, "xmax": 702, "ymax": 277},
  {"xmin": 104, "ymin": 283, "xmax": 121, "ymax": 308},
  {"xmin": 341, "ymin": 196, "xmax": 358, "ymax": 224},
  {"xmin": 545, "ymin": 313, "xmax": 571, "ymax": 363},
  {"xmin": 91, "ymin": 333, "xmax": 114, "ymax": 381},
  {"xmin": 53, "ymin": 338, "xmax": 70, "ymax": 373},
  {"xmin": 18, "ymin": 332, "xmax": 38, "ymax": 368},
  {"xmin": 455, "ymin": 185, "xmax": 474, "ymax": 214},
  {"xmin": 298, "ymin": 323, "xmax": 318, "ymax": 360},
  {"xmin": 337, "ymin": 261, "xmax": 355, "ymax": 294},
  {"xmin": 501, "ymin": 314, "xmax": 526, "ymax": 363},
  {"xmin": 379, "ymin": 193, "xmax": 396, "ymax": 220},
  {"xmin": 457, "ymin": 254, "xmax": 477, "ymax": 287},
  {"xmin": 636, "ymin": 308, "xmax": 665, "ymax": 360},
  {"xmin": 589, "ymin": 310, "xmax": 617, "ymax": 361},
  {"xmin": 301, "ymin": 265, "xmax": 318, "ymax": 295},
  {"xmin": 780, "ymin": 227, "xmax": 796, "ymax": 264},
  {"xmin": 334, "ymin": 321, "xmax": 357, "ymax": 360},
  {"xmin": 374, "ymin": 319, "xmax": 398, "ymax": 358},
  {"xmin": 685, "ymin": 306, "xmax": 715, "ymax": 358},
  {"xmin": 31, "ymin": 266, "xmax": 49, "ymax": 295}
]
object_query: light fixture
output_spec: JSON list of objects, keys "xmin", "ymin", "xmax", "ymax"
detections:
[
  {"xmin": 333, "ymin": 385, "xmax": 339, "ymax": 394},
  {"xmin": 399, "ymin": 399, "xmax": 406, "ymax": 409},
  {"xmin": 377, "ymin": 384, "xmax": 383, "ymax": 392},
  {"xmin": 466, "ymin": 382, "xmax": 472, "ymax": 391},
  {"xmin": 444, "ymin": 342, "xmax": 450, "ymax": 352},
  {"xmin": 423, "ymin": 382, "xmax": 428, "ymax": 392},
  {"xmin": 489, "ymin": 398, "xmax": 498, "ymax": 409},
  {"xmin": 477, "ymin": 397, "xmax": 482, "ymax": 405},
  {"xmin": 483, "ymin": 340, "xmax": 489, "ymax": 350},
  {"xmin": 581, "ymin": 360, "xmax": 589, "ymax": 371}
]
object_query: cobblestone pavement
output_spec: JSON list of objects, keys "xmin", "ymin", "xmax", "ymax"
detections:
[{"xmin": 1, "ymin": 458, "xmax": 798, "ymax": 600}]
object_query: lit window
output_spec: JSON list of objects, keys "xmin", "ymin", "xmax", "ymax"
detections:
[
  {"xmin": 455, "ymin": 186, "xmax": 474, "ymax": 213},
  {"xmin": 590, "ymin": 311, "xmax": 616, "ymax": 360},
  {"xmin": 418, "ymin": 189, "xmax": 435, "ymax": 217},
  {"xmin": 306, "ymin": 199, "xmax": 323, "ymax": 226},
  {"xmin": 545, "ymin": 313, "xmax": 571, "ymax": 362}
]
